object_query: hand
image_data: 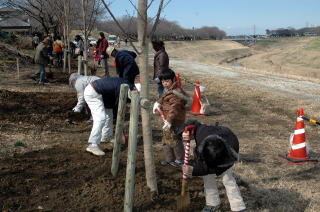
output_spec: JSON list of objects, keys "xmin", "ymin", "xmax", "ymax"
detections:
[
  {"xmin": 182, "ymin": 131, "xmax": 191, "ymax": 141},
  {"xmin": 72, "ymin": 107, "xmax": 81, "ymax": 113},
  {"xmin": 162, "ymin": 121, "xmax": 171, "ymax": 130},
  {"xmin": 182, "ymin": 164, "xmax": 193, "ymax": 177},
  {"xmin": 152, "ymin": 102, "xmax": 161, "ymax": 114},
  {"xmin": 100, "ymin": 55, "xmax": 104, "ymax": 58}
]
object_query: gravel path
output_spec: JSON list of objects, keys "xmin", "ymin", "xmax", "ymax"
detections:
[{"xmin": 170, "ymin": 59, "xmax": 320, "ymax": 102}]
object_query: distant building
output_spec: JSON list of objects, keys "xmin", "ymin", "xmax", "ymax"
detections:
[
  {"xmin": 0, "ymin": 7, "xmax": 31, "ymax": 32},
  {"xmin": 303, "ymin": 32, "xmax": 317, "ymax": 36}
]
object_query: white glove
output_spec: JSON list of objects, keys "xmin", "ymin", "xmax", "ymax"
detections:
[
  {"xmin": 162, "ymin": 121, "xmax": 171, "ymax": 130},
  {"xmin": 72, "ymin": 107, "xmax": 81, "ymax": 113},
  {"xmin": 154, "ymin": 78, "xmax": 160, "ymax": 83},
  {"xmin": 182, "ymin": 131, "xmax": 190, "ymax": 141},
  {"xmin": 152, "ymin": 102, "xmax": 161, "ymax": 114}
]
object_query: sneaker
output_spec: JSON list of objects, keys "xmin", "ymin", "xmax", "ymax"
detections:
[
  {"xmin": 86, "ymin": 146, "xmax": 105, "ymax": 156},
  {"xmin": 201, "ymin": 205, "xmax": 220, "ymax": 212},
  {"xmin": 174, "ymin": 160, "xmax": 184, "ymax": 167},
  {"xmin": 160, "ymin": 161, "xmax": 169, "ymax": 166}
]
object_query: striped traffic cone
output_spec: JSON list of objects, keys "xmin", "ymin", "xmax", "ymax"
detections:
[
  {"xmin": 190, "ymin": 81, "xmax": 202, "ymax": 114},
  {"xmin": 280, "ymin": 108, "xmax": 319, "ymax": 164}
]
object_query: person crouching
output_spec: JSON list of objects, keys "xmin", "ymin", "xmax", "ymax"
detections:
[
  {"xmin": 84, "ymin": 77, "xmax": 140, "ymax": 156},
  {"xmin": 178, "ymin": 120, "xmax": 246, "ymax": 212}
]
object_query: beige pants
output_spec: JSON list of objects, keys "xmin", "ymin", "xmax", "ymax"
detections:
[{"xmin": 202, "ymin": 168, "xmax": 246, "ymax": 211}]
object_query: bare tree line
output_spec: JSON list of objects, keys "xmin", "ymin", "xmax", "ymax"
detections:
[
  {"xmin": 97, "ymin": 16, "xmax": 226, "ymax": 40},
  {"xmin": 4, "ymin": 0, "xmax": 104, "ymax": 37}
]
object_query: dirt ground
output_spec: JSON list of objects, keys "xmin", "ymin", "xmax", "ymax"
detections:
[{"xmin": 1, "ymin": 38, "xmax": 320, "ymax": 211}]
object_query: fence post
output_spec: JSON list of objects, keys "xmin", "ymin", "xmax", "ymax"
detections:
[
  {"xmin": 124, "ymin": 91, "xmax": 140, "ymax": 212},
  {"xmin": 16, "ymin": 57, "xmax": 20, "ymax": 79},
  {"xmin": 111, "ymin": 84, "xmax": 129, "ymax": 177},
  {"xmin": 63, "ymin": 49, "xmax": 68, "ymax": 73},
  {"xmin": 77, "ymin": 55, "xmax": 82, "ymax": 74}
]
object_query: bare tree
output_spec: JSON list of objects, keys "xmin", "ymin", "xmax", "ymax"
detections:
[
  {"xmin": 6, "ymin": 0, "xmax": 61, "ymax": 34},
  {"xmin": 80, "ymin": 0, "xmax": 102, "ymax": 75}
]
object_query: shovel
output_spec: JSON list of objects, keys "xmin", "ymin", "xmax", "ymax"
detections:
[{"xmin": 176, "ymin": 125, "xmax": 195, "ymax": 212}]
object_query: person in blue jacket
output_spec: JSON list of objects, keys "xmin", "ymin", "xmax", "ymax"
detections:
[
  {"xmin": 106, "ymin": 47, "xmax": 140, "ymax": 85},
  {"xmin": 84, "ymin": 77, "xmax": 140, "ymax": 156}
]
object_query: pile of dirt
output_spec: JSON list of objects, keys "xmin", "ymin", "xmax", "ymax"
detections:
[
  {"xmin": 0, "ymin": 89, "xmax": 80, "ymax": 129},
  {"xmin": 0, "ymin": 42, "xmax": 33, "ymax": 72}
]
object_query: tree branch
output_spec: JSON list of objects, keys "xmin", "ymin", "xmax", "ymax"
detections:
[
  {"xmin": 149, "ymin": 0, "xmax": 164, "ymax": 38},
  {"xmin": 128, "ymin": 0, "xmax": 147, "ymax": 24},
  {"xmin": 101, "ymin": 0, "xmax": 140, "ymax": 54},
  {"xmin": 147, "ymin": 0, "xmax": 155, "ymax": 9}
]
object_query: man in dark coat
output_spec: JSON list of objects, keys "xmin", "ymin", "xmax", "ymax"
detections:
[
  {"xmin": 32, "ymin": 38, "xmax": 50, "ymax": 85},
  {"xmin": 177, "ymin": 120, "xmax": 246, "ymax": 212},
  {"xmin": 84, "ymin": 77, "xmax": 140, "ymax": 156},
  {"xmin": 152, "ymin": 40, "xmax": 169, "ymax": 96},
  {"xmin": 107, "ymin": 47, "xmax": 140, "ymax": 85}
]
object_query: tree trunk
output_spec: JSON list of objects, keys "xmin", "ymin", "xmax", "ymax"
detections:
[
  {"xmin": 63, "ymin": 21, "xmax": 67, "ymax": 73},
  {"xmin": 137, "ymin": 0, "xmax": 158, "ymax": 193},
  {"xmin": 82, "ymin": 0, "xmax": 88, "ymax": 76}
]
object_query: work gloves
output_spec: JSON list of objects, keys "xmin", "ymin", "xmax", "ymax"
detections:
[
  {"xmin": 152, "ymin": 102, "xmax": 161, "ymax": 114},
  {"xmin": 162, "ymin": 121, "xmax": 171, "ymax": 130},
  {"xmin": 182, "ymin": 131, "xmax": 191, "ymax": 141},
  {"xmin": 72, "ymin": 107, "xmax": 81, "ymax": 113}
]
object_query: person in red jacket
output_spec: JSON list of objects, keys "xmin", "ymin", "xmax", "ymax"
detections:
[{"xmin": 97, "ymin": 32, "xmax": 109, "ymax": 77}]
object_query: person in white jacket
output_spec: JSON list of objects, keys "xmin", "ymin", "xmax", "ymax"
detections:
[{"xmin": 69, "ymin": 73, "xmax": 100, "ymax": 113}]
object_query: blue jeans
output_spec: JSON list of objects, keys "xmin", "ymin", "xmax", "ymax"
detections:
[
  {"xmin": 157, "ymin": 83, "xmax": 164, "ymax": 97},
  {"xmin": 39, "ymin": 64, "xmax": 46, "ymax": 83},
  {"xmin": 102, "ymin": 57, "xmax": 109, "ymax": 77}
]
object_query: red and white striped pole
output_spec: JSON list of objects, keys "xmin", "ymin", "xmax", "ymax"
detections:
[
  {"xmin": 182, "ymin": 126, "xmax": 195, "ymax": 180},
  {"xmin": 182, "ymin": 141, "xmax": 190, "ymax": 181}
]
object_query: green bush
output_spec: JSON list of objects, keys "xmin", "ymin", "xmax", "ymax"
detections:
[{"xmin": 14, "ymin": 141, "xmax": 26, "ymax": 147}]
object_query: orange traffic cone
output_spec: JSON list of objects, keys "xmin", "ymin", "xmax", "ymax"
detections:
[
  {"xmin": 280, "ymin": 108, "xmax": 319, "ymax": 164},
  {"xmin": 190, "ymin": 81, "xmax": 202, "ymax": 114},
  {"xmin": 176, "ymin": 73, "xmax": 182, "ymax": 87}
]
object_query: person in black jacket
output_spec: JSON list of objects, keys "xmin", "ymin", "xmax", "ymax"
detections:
[
  {"xmin": 177, "ymin": 120, "xmax": 246, "ymax": 212},
  {"xmin": 84, "ymin": 77, "xmax": 140, "ymax": 156},
  {"xmin": 106, "ymin": 47, "xmax": 140, "ymax": 85}
]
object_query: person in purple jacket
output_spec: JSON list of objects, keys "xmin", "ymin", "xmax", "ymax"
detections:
[
  {"xmin": 177, "ymin": 120, "xmax": 246, "ymax": 212},
  {"xmin": 97, "ymin": 32, "xmax": 109, "ymax": 77},
  {"xmin": 84, "ymin": 77, "xmax": 140, "ymax": 156}
]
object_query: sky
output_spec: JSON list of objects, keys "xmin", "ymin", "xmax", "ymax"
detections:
[{"xmin": 107, "ymin": 0, "xmax": 320, "ymax": 35}]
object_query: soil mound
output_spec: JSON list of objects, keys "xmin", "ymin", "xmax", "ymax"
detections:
[{"xmin": 0, "ymin": 144, "xmax": 210, "ymax": 211}]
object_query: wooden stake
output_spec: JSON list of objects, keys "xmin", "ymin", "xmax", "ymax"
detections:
[
  {"xmin": 124, "ymin": 91, "xmax": 140, "ymax": 212},
  {"xmin": 16, "ymin": 57, "xmax": 20, "ymax": 79},
  {"xmin": 111, "ymin": 84, "xmax": 129, "ymax": 177},
  {"xmin": 77, "ymin": 55, "xmax": 82, "ymax": 74}
]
